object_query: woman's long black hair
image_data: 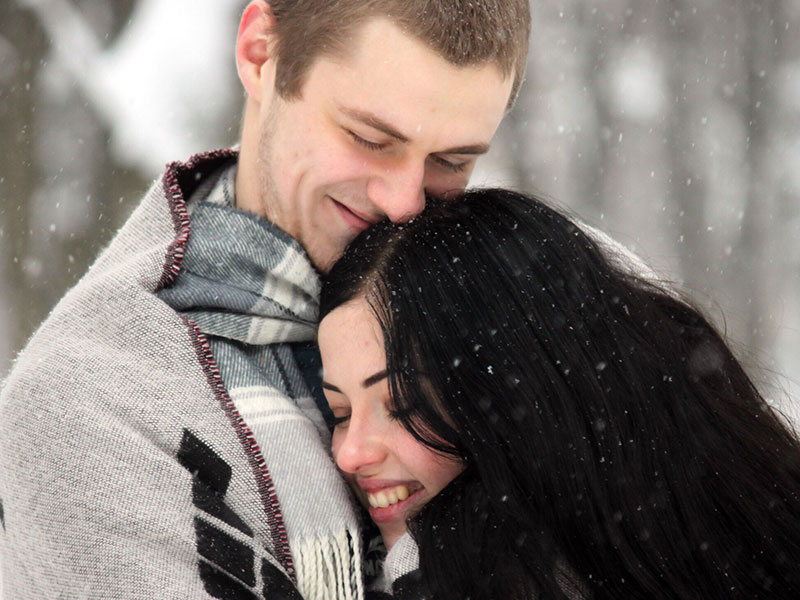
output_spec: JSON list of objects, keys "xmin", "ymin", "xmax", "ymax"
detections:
[{"xmin": 320, "ymin": 189, "xmax": 800, "ymax": 599}]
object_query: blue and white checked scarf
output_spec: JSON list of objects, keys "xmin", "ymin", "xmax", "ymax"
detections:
[
  {"xmin": 158, "ymin": 163, "xmax": 366, "ymax": 599},
  {"xmin": 0, "ymin": 150, "xmax": 372, "ymax": 599}
]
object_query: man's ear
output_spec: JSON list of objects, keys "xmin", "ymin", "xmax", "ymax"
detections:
[{"xmin": 236, "ymin": 1, "xmax": 277, "ymax": 102}]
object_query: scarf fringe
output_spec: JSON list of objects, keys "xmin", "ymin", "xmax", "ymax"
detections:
[{"xmin": 294, "ymin": 530, "xmax": 365, "ymax": 600}]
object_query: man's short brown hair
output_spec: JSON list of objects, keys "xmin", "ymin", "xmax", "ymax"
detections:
[{"xmin": 267, "ymin": 0, "xmax": 531, "ymax": 107}]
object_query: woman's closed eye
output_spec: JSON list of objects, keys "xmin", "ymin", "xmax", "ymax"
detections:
[
  {"xmin": 330, "ymin": 409, "xmax": 351, "ymax": 427},
  {"xmin": 385, "ymin": 398, "xmax": 413, "ymax": 422}
]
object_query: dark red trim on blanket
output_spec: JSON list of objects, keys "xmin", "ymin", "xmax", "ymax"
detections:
[
  {"xmin": 156, "ymin": 148, "xmax": 239, "ymax": 291},
  {"xmin": 181, "ymin": 315, "xmax": 297, "ymax": 582},
  {"xmin": 156, "ymin": 148, "xmax": 295, "ymax": 580}
]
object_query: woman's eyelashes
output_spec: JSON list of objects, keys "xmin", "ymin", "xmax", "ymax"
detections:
[
  {"xmin": 328, "ymin": 403, "xmax": 350, "ymax": 427},
  {"xmin": 331, "ymin": 413, "xmax": 350, "ymax": 427},
  {"xmin": 385, "ymin": 397, "xmax": 413, "ymax": 422},
  {"xmin": 346, "ymin": 129, "xmax": 469, "ymax": 173},
  {"xmin": 327, "ymin": 398, "xmax": 407, "ymax": 428}
]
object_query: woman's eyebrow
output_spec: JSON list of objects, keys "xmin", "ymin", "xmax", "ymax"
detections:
[
  {"xmin": 321, "ymin": 369, "xmax": 387, "ymax": 393},
  {"xmin": 362, "ymin": 369, "xmax": 388, "ymax": 388},
  {"xmin": 321, "ymin": 381, "xmax": 341, "ymax": 393}
]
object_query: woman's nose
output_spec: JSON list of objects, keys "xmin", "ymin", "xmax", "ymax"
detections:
[{"xmin": 333, "ymin": 417, "xmax": 387, "ymax": 475}]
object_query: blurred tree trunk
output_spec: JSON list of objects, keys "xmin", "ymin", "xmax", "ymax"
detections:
[
  {"xmin": 732, "ymin": 0, "xmax": 783, "ymax": 357},
  {"xmin": 664, "ymin": 0, "xmax": 715, "ymax": 296},
  {"xmin": 501, "ymin": 0, "xmax": 798, "ymax": 401},
  {"xmin": 505, "ymin": 0, "xmax": 634, "ymax": 218},
  {"xmin": 572, "ymin": 0, "xmax": 616, "ymax": 221},
  {"xmin": 0, "ymin": 0, "xmax": 144, "ymax": 374},
  {"xmin": 775, "ymin": 3, "xmax": 800, "ymax": 374},
  {"xmin": 0, "ymin": 3, "xmax": 48, "ymax": 363}
]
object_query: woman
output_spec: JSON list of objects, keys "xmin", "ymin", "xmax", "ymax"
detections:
[{"xmin": 318, "ymin": 189, "xmax": 800, "ymax": 599}]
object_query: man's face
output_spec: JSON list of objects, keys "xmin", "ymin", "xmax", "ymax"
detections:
[{"xmin": 252, "ymin": 18, "xmax": 514, "ymax": 271}]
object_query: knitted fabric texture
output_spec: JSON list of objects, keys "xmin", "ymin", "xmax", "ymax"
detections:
[
  {"xmin": 0, "ymin": 150, "xmax": 365, "ymax": 599},
  {"xmin": 158, "ymin": 162, "xmax": 365, "ymax": 599},
  {"xmin": 0, "ymin": 151, "xmax": 654, "ymax": 600}
]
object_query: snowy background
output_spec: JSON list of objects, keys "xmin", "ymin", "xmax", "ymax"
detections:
[
  {"xmin": 2, "ymin": 0, "xmax": 799, "ymax": 406},
  {"xmin": 1, "ymin": 0, "xmax": 799, "ymax": 592}
]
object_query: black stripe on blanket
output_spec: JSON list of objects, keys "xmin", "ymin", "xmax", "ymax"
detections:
[
  {"xmin": 193, "ymin": 478, "xmax": 254, "ymax": 536},
  {"xmin": 178, "ymin": 429, "xmax": 302, "ymax": 599},
  {"xmin": 198, "ymin": 561, "xmax": 259, "ymax": 600},
  {"xmin": 178, "ymin": 429, "xmax": 232, "ymax": 495},
  {"xmin": 262, "ymin": 559, "xmax": 303, "ymax": 599},
  {"xmin": 195, "ymin": 518, "xmax": 256, "ymax": 587},
  {"xmin": 178, "ymin": 429, "xmax": 253, "ymax": 536}
]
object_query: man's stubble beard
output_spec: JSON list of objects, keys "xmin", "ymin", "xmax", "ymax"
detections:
[
  {"xmin": 255, "ymin": 100, "xmax": 285, "ymax": 230},
  {"xmin": 253, "ymin": 98, "xmax": 343, "ymax": 274}
]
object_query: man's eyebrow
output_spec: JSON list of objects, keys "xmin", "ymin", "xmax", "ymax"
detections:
[
  {"xmin": 438, "ymin": 143, "xmax": 491, "ymax": 156},
  {"xmin": 339, "ymin": 106, "xmax": 490, "ymax": 156},
  {"xmin": 339, "ymin": 107, "xmax": 409, "ymax": 143},
  {"xmin": 321, "ymin": 369, "xmax": 388, "ymax": 394}
]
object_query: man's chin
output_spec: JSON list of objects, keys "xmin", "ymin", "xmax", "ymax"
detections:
[
  {"xmin": 306, "ymin": 240, "xmax": 352, "ymax": 274},
  {"xmin": 309, "ymin": 252, "xmax": 338, "ymax": 274}
]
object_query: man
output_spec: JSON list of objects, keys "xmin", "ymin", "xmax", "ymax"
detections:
[{"xmin": 0, "ymin": 1, "xmax": 530, "ymax": 598}]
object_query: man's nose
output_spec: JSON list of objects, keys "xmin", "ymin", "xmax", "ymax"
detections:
[
  {"xmin": 334, "ymin": 417, "xmax": 387, "ymax": 475},
  {"xmin": 367, "ymin": 160, "xmax": 427, "ymax": 223}
]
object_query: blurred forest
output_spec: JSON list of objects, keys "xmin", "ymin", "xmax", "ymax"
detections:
[{"xmin": 1, "ymin": 0, "xmax": 799, "ymax": 418}]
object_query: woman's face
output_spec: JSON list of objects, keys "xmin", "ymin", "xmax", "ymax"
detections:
[{"xmin": 318, "ymin": 297, "xmax": 463, "ymax": 550}]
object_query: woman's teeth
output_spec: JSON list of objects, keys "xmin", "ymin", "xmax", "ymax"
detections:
[{"xmin": 367, "ymin": 484, "xmax": 416, "ymax": 508}]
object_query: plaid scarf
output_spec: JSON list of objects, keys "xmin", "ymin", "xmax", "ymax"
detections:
[
  {"xmin": 158, "ymin": 163, "xmax": 366, "ymax": 600},
  {"xmin": 0, "ymin": 150, "xmax": 373, "ymax": 598}
]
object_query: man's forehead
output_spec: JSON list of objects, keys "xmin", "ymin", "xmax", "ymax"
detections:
[
  {"xmin": 311, "ymin": 23, "xmax": 510, "ymax": 111},
  {"xmin": 307, "ymin": 16, "xmax": 508, "ymax": 90}
]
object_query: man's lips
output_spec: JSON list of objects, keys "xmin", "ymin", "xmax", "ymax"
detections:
[{"xmin": 330, "ymin": 197, "xmax": 378, "ymax": 235}]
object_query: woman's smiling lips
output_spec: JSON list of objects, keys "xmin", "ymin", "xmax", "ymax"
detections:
[
  {"xmin": 331, "ymin": 196, "xmax": 379, "ymax": 235},
  {"xmin": 355, "ymin": 479, "xmax": 425, "ymax": 524}
]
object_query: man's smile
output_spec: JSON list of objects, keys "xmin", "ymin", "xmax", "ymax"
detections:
[{"xmin": 330, "ymin": 196, "xmax": 380, "ymax": 235}]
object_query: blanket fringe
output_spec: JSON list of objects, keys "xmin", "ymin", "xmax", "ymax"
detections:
[{"xmin": 293, "ymin": 530, "xmax": 365, "ymax": 600}]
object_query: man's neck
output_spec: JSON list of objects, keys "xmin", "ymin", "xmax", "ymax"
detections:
[{"xmin": 234, "ymin": 100, "xmax": 268, "ymax": 219}]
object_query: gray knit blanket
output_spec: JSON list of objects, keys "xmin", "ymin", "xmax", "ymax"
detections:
[
  {"xmin": 0, "ymin": 150, "xmax": 367, "ymax": 599},
  {"xmin": 0, "ymin": 150, "xmax": 657, "ymax": 600}
]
